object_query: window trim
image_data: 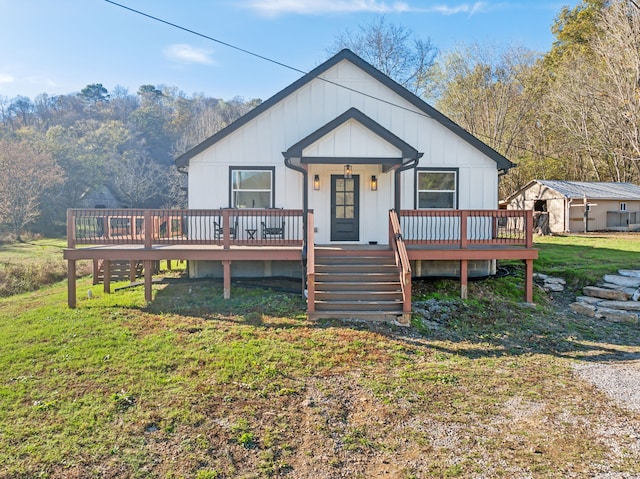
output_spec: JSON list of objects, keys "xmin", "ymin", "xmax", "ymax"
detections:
[
  {"xmin": 620, "ymin": 202, "xmax": 627, "ymax": 212},
  {"xmin": 414, "ymin": 168, "xmax": 459, "ymax": 209},
  {"xmin": 228, "ymin": 166, "xmax": 275, "ymax": 208}
]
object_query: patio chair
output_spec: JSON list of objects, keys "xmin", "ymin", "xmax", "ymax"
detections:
[
  {"xmin": 213, "ymin": 218, "xmax": 238, "ymax": 240},
  {"xmin": 261, "ymin": 218, "xmax": 285, "ymax": 239}
]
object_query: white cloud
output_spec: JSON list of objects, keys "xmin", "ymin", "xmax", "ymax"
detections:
[
  {"xmin": 0, "ymin": 73, "xmax": 14, "ymax": 86},
  {"xmin": 164, "ymin": 44, "xmax": 214, "ymax": 65},
  {"xmin": 242, "ymin": 0, "xmax": 491, "ymax": 16},
  {"xmin": 426, "ymin": 2, "xmax": 489, "ymax": 15},
  {"xmin": 244, "ymin": 0, "xmax": 411, "ymax": 16},
  {"xmin": 26, "ymin": 75, "xmax": 57, "ymax": 88}
]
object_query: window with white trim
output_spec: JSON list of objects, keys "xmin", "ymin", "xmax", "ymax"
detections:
[
  {"xmin": 620, "ymin": 202, "xmax": 627, "ymax": 211},
  {"xmin": 230, "ymin": 168, "xmax": 273, "ymax": 208},
  {"xmin": 417, "ymin": 170, "xmax": 457, "ymax": 209}
]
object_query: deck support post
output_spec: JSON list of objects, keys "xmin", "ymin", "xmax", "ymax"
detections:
[
  {"xmin": 524, "ymin": 258, "xmax": 534, "ymax": 303},
  {"xmin": 129, "ymin": 261, "xmax": 137, "ymax": 283},
  {"xmin": 93, "ymin": 259, "xmax": 99, "ymax": 285},
  {"xmin": 103, "ymin": 260, "xmax": 111, "ymax": 294},
  {"xmin": 223, "ymin": 260, "xmax": 231, "ymax": 299},
  {"xmin": 460, "ymin": 260, "xmax": 468, "ymax": 300},
  {"xmin": 144, "ymin": 260, "xmax": 153, "ymax": 303},
  {"xmin": 67, "ymin": 260, "xmax": 76, "ymax": 308}
]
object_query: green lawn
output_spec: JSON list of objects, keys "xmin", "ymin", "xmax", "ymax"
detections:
[
  {"xmin": 0, "ymin": 236, "xmax": 639, "ymax": 478},
  {"xmin": 534, "ymin": 232, "xmax": 640, "ymax": 286}
]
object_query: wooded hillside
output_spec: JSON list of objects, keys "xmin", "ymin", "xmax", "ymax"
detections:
[{"xmin": 0, "ymin": 0, "xmax": 638, "ymax": 238}]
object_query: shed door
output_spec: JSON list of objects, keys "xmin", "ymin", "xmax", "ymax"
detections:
[{"xmin": 331, "ymin": 175, "xmax": 359, "ymax": 242}]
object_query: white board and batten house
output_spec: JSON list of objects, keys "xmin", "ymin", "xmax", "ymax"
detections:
[
  {"xmin": 64, "ymin": 49, "xmax": 537, "ymax": 312},
  {"xmin": 505, "ymin": 180, "xmax": 640, "ymax": 234},
  {"xmin": 175, "ymin": 49, "xmax": 515, "ymax": 279}
]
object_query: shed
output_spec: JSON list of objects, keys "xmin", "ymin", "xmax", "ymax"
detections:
[{"xmin": 505, "ymin": 180, "xmax": 640, "ymax": 233}]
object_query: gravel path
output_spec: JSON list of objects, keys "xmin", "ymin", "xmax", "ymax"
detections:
[{"xmin": 573, "ymin": 357, "xmax": 640, "ymax": 412}]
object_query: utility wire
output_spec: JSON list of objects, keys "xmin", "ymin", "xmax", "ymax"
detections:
[
  {"xmin": 104, "ymin": 0, "xmax": 306, "ymax": 75},
  {"xmin": 103, "ymin": 0, "xmax": 570, "ymax": 164},
  {"xmin": 103, "ymin": 0, "xmax": 435, "ymax": 119}
]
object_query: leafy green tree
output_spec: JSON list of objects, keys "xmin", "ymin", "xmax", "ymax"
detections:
[{"xmin": 79, "ymin": 83, "xmax": 110, "ymax": 104}]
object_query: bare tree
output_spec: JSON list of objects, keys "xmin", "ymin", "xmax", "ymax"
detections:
[
  {"xmin": 329, "ymin": 16, "xmax": 438, "ymax": 98},
  {"xmin": 434, "ymin": 43, "xmax": 546, "ymax": 195},
  {"xmin": 0, "ymin": 137, "xmax": 64, "ymax": 240},
  {"xmin": 544, "ymin": 0, "xmax": 640, "ymax": 184}
]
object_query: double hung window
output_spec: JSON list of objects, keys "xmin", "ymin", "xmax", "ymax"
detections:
[
  {"xmin": 417, "ymin": 170, "xmax": 457, "ymax": 209},
  {"xmin": 230, "ymin": 168, "xmax": 273, "ymax": 208}
]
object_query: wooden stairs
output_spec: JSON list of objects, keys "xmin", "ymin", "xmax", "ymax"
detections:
[
  {"xmin": 309, "ymin": 248, "xmax": 406, "ymax": 322},
  {"xmin": 93, "ymin": 259, "xmax": 143, "ymax": 284}
]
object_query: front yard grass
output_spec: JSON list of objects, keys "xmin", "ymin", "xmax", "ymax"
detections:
[{"xmin": 0, "ymin": 234, "xmax": 639, "ymax": 478}]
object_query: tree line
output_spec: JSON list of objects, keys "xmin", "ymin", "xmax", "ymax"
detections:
[
  {"xmin": 0, "ymin": 84, "xmax": 259, "ymax": 238},
  {"xmin": 0, "ymin": 0, "xmax": 638, "ymax": 239}
]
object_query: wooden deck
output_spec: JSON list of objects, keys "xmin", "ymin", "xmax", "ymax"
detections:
[{"xmin": 64, "ymin": 208, "xmax": 538, "ymax": 315}]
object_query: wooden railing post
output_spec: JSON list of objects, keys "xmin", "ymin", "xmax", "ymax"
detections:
[
  {"xmin": 222, "ymin": 209, "xmax": 230, "ymax": 249},
  {"xmin": 460, "ymin": 210, "xmax": 468, "ymax": 248},
  {"xmin": 525, "ymin": 210, "xmax": 534, "ymax": 248},
  {"xmin": 67, "ymin": 209, "xmax": 75, "ymax": 249},
  {"xmin": 144, "ymin": 210, "xmax": 152, "ymax": 249}
]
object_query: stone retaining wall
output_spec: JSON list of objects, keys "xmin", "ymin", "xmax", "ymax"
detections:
[{"xmin": 570, "ymin": 270, "xmax": 640, "ymax": 324}]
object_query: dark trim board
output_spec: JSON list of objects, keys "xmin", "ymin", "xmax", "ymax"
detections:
[{"xmin": 284, "ymin": 107, "xmax": 420, "ymax": 160}]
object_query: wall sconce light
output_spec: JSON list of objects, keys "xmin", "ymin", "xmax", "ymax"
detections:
[
  {"xmin": 344, "ymin": 164, "xmax": 352, "ymax": 179},
  {"xmin": 313, "ymin": 174, "xmax": 320, "ymax": 190},
  {"xmin": 370, "ymin": 175, "xmax": 378, "ymax": 191}
]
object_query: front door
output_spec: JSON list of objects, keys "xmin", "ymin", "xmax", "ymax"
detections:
[{"xmin": 331, "ymin": 175, "xmax": 359, "ymax": 241}]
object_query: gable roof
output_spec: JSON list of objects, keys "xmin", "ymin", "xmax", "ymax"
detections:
[
  {"xmin": 284, "ymin": 107, "xmax": 422, "ymax": 168},
  {"xmin": 507, "ymin": 180, "xmax": 640, "ymax": 201},
  {"xmin": 175, "ymin": 49, "xmax": 514, "ymax": 171}
]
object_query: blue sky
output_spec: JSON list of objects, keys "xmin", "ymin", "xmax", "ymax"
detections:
[{"xmin": 0, "ymin": 0, "xmax": 570, "ymax": 102}]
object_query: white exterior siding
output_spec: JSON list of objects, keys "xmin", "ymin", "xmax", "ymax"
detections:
[{"xmin": 188, "ymin": 58, "xmax": 502, "ymax": 243}]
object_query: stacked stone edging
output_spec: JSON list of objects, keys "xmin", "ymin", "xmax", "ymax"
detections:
[
  {"xmin": 533, "ymin": 273, "xmax": 566, "ymax": 292},
  {"xmin": 570, "ymin": 270, "xmax": 640, "ymax": 324}
]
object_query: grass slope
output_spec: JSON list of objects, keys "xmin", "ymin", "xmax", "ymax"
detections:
[{"xmin": 0, "ymin": 236, "xmax": 639, "ymax": 478}]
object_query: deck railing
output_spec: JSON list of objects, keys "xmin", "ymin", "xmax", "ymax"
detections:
[
  {"xmin": 67, "ymin": 208, "xmax": 305, "ymax": 248},
  {"xmin": 399, "ymin": 209, "xmax": 533, "ymax": 248},
  {"xmin": 389, "ymin": 210, "xmax": 412, "ymax": 314}
]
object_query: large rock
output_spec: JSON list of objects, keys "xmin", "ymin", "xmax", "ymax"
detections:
[
  {"xmin": 598, "ymin": 300, "xmax": 640, "ymax": 312},
  {"xmin": 545, "ymin": 283, "xmax": 565, "ymax": 292},
  {"xmin": 570, "ymin": 302, "xmax": 597, "ymax": 317},
  {"xmin": 596, "ymin": 307, "xmax": 639, "ymax": 324},
  {"xmin": 599, "ymin": 284, "xmax": 636, "ymax": 299},
  {"xmin": 619, "ymin": 270, "xmax": 640, "ymax": 278},
  {"xmin": 545, "ymin": 277, "xmax": 566, "ymax": 285},
  {"xmin": 575, "ymin": 295, "xmax": 602, "ymax": 305},
  {"xmin": 602, "ymin": 274, "xmax": 640, "ymax": 288},
  {"xmin": 583, "ymin": 286, "xmax": 629, "ymax": 301}
]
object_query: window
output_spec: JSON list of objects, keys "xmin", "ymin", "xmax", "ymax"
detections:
[
  {"xmin": 230, "ymin": 168, "xmax": 273, "ymax": 208},
  {"xmin": 620, "ymin": 202, "xmax": 627, "ymax": 212},
  {"xmin": 417, "ymin": 170, "xmax": 457, "ymax": 209}
]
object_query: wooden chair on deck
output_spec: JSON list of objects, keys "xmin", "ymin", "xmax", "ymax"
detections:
[
  {"xmin": 261, "ymin": 218, "xmax": 285, "ymax": 239},
  {"xmin": 213, "ymin": 218, "xmax": 238, "ymax": 240}
]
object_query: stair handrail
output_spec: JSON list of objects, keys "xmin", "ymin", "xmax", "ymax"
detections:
[
  {"xmin": 389, "ymin": 210, "xmax": 412, "ymax": 315},
  {"xmin": 306, "ymin": 210, "xmax": 315, "ymax": 313}
]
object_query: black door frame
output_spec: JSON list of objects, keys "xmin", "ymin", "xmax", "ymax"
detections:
[{"xmin": 330, "ymin": 174, "xmax": 360, "ymax": 242}]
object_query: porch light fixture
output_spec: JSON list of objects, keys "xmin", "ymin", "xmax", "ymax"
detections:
[
  {"xmin": 370, "ymin": 175, "xmax": 378, "ymax": 191},
  {"xmin": 344, "ymin": 164, "xmax": 352, "ymax": 179},
  {"xmin": 313, "ymin": 174, "xmax": 320, "ymax": 190}
]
